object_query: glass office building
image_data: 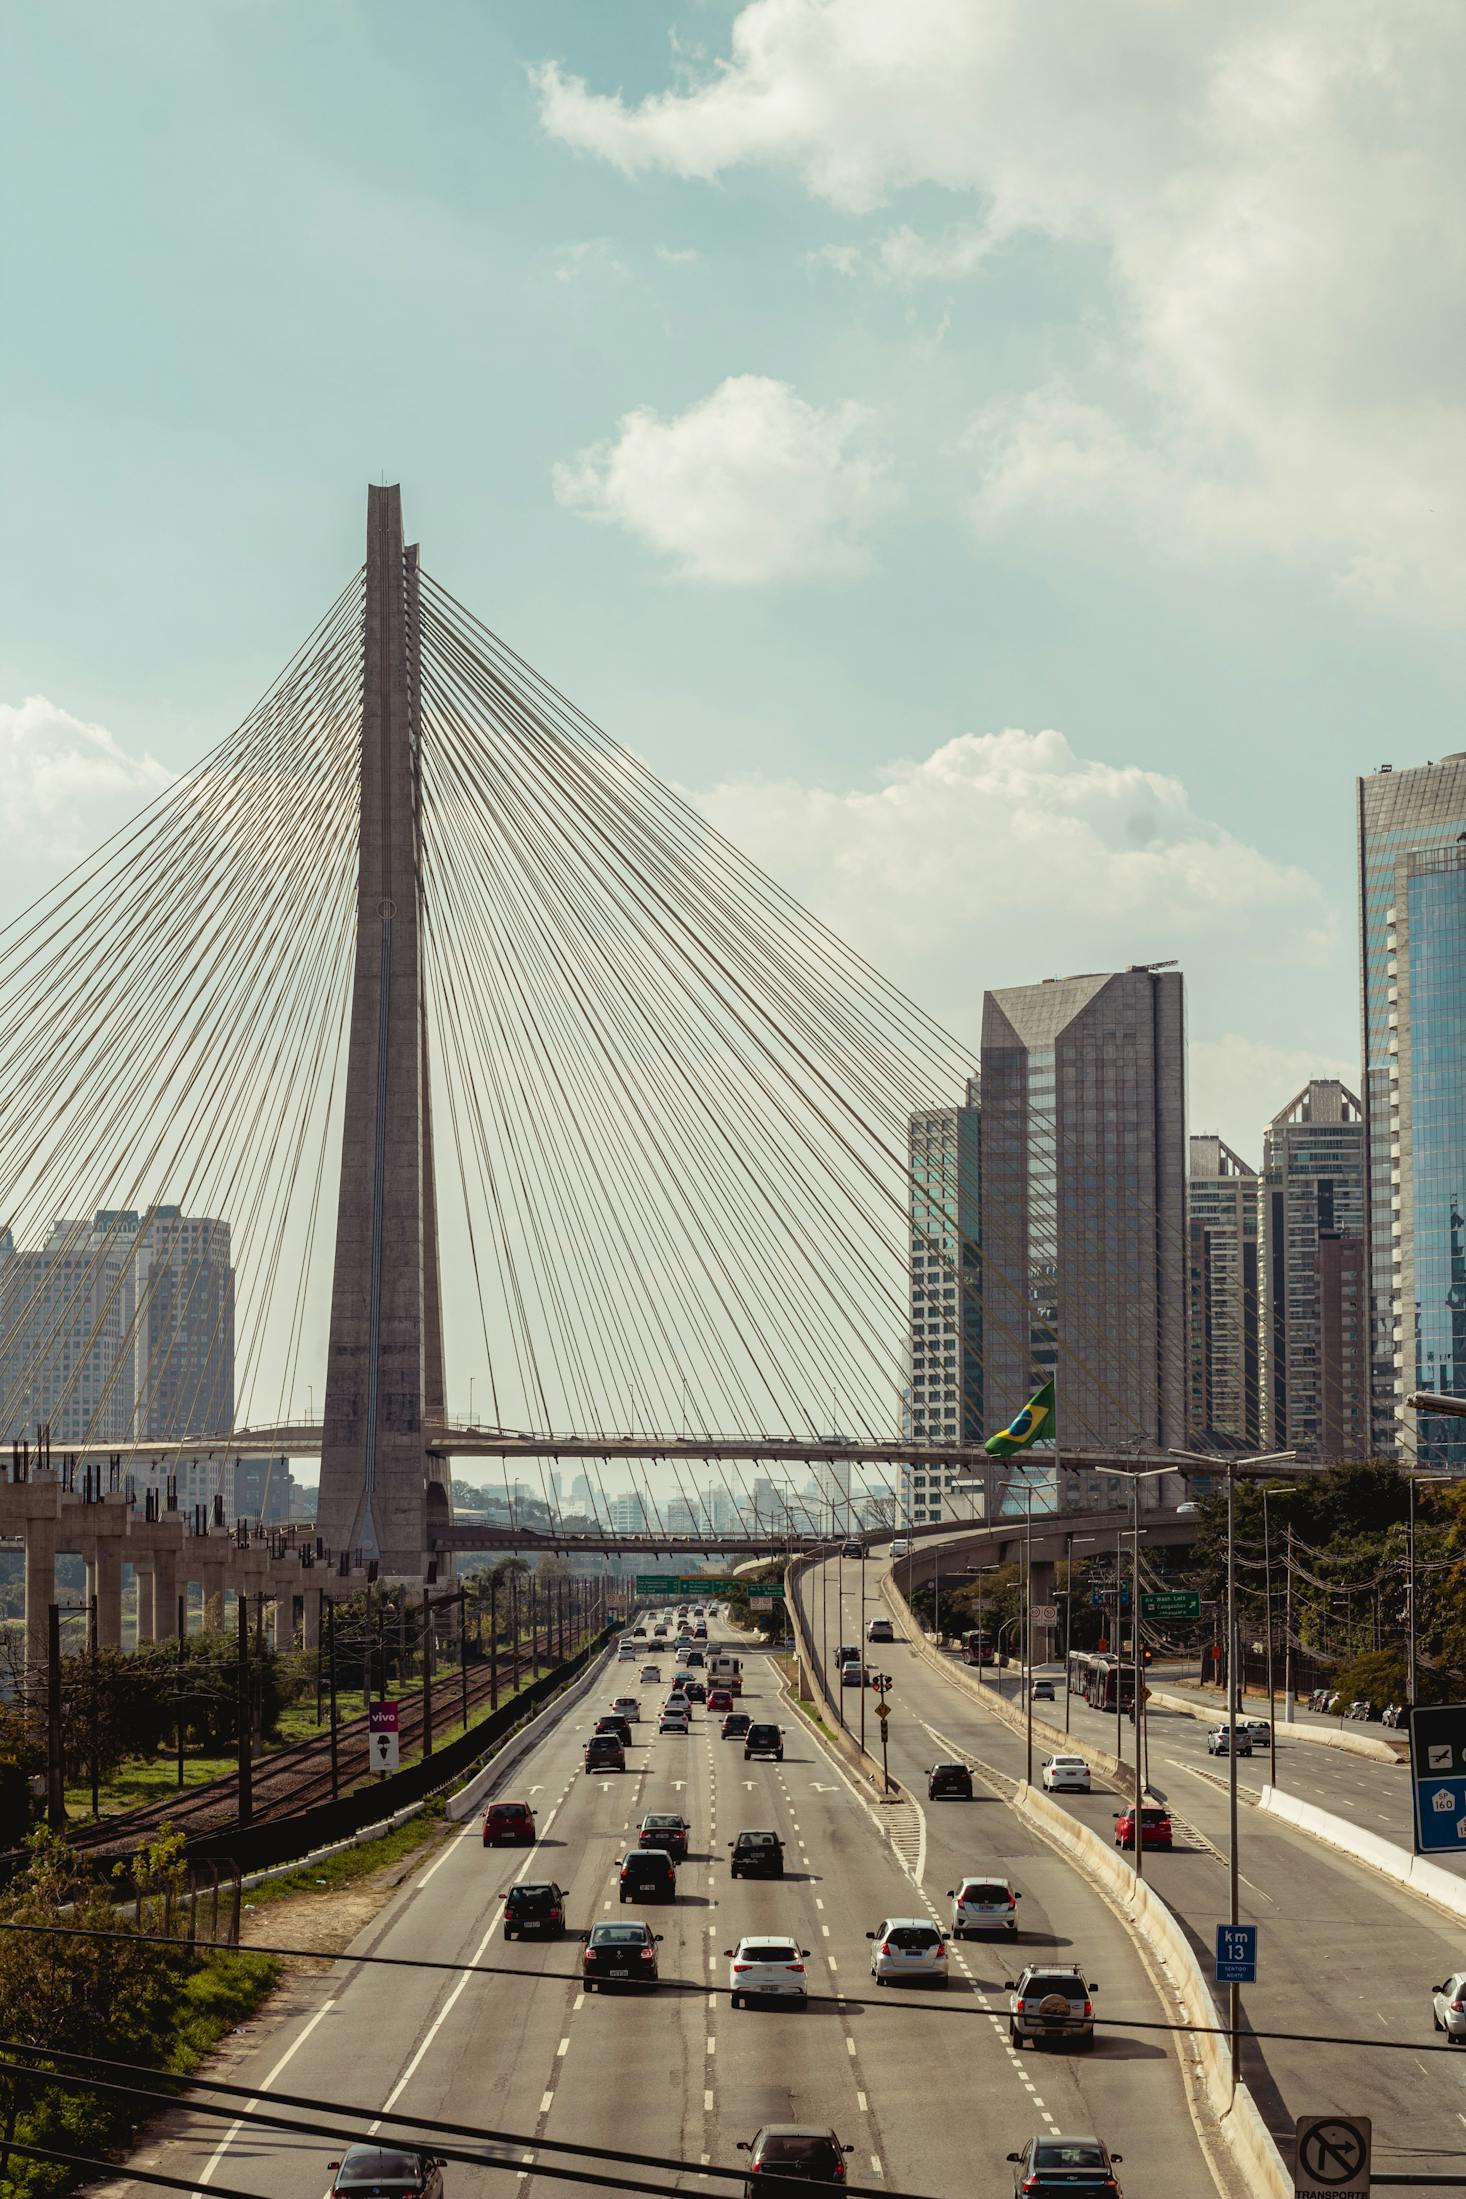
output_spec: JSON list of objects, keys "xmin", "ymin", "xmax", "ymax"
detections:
[
  {"xmin": 1358, "ymin": 759, "xmax": 1466, "ymax": 1462},
  {"xmin": 1188, "ymin": 1136, "xmax": 1260, "ymax": 1448},
  {"xmin": 902, "ymin": 1082, "xmax": 981, "ymax": 1526}
]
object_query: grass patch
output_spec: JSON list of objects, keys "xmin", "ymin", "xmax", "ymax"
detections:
[
  {"xmin": 239, "ymin": 1803, "xmax": 447, "ymax": 1914},
  {"xmin": 775, "ymin": 1656, "xmax": 833, "ymax": 1739},
  {"xmin": 167, "ymin": 1945, "xmax": 282, "ymax": 2069}
]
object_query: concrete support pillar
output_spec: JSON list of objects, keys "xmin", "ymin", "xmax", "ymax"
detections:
[
  {"xmin": 95, "ymin": 1540, "xmax": 123, "ymax": 1650},
  {"xmin": 200, "ymin": 1556, "xmax": 227, "ymax": 1631},
  {"xmin": 24, "ymin": 1519, "xmax": 56, "ymax": 1675},
  {"xmin": 153, "ymin": 1548, "xmax": 179, "ymax": 1639},
  {"xmin": 301, "ymin": 1586, "xmax": 322, "ymax": 1653},
  {"xmin": 133, "ymin": 1563, "xmax": 156, "ymax": 1646},
  {"xmin": 269, "ymin": 1592, "xmax": 290, "ymax": 1653}
]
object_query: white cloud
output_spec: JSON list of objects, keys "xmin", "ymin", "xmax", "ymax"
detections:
[
  {"xmin": 552, "ymin": 374, "xmax": 893, "ymax": 583},
  {"xmin": 690, "ymin": 724, "xmax": 1342, "ymax": 1149},
  {"xmin": 554, "ymin": 238, "xmax": 629, "ymax": 283},
  {"xmin": 537, "ymin": 1, "xmax": 1466, "ymax": 615},
  {"xmin": 655, "ymin": 244, "xmax": 702, "ymax": 267},
  {"xmin": 0, "ymin": 696, "xmax": 171, "ymax": 894},
  {"xmin": 1188, "ymin": 1036, "xmax": 1359, "ymax": 1165}
]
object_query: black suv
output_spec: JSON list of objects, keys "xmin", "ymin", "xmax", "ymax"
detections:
[
  {"xmin": 595, "ymin": 1713, "xmax": 634, "ymax": 1747},
  {"xmin": 729, "ymin": 1829, "xmax": 785, "ymax": 1879},
  {"xmin": 502, "ymin": 1882, "xmax": 567, "ymax": 1939},
  {"xmin": 582, "ymin": 1919, "xmax": 661, "ymax": 1988},
  {"xmin": 619, "ymin": 1847, "xmax": 677, "ymax": 1902},
  {"xmin": 638, "ymin": 1812, "xmax": 690, "ymax": 1861},
  {"xmin": 736, "ymin": 2127, "xmax": 853, "ymax": 2192},
  {"xmin": 927, "ymin": 1761, "xmax": 973, "ymax": 1800},
  {"xmin": 745, "ymin": 1721, "xmax": 784, "ymax": 1762},
  {"xmin": 585, "ymin": 1733, "xmax": 626, "ymax": 1772}
]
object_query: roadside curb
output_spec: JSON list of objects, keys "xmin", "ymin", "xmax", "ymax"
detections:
[
  {"xmin": 785, "ymin": 1554, "xmax": 911, "ymax": 1806},
  {"xmin": 1259, "ymin": 1782, "xmax": 1466, "ymax": 1922},
  {"xmin": 1149, "ymin": 1683, "xmax": 1401, "ymax": 1763}
]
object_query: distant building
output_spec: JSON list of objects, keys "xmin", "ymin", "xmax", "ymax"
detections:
[
  {"xmin": 902, "ymin": 1081, "xmax": 981, "ymax": 1527},
  {"xmin": 1188, "ymin": 1137, "xmax": 1260, "ymax": 1448},
  {"xmin": 1359, "ymin": 758, "xmax": 1466, "ymax": 1464},
  {"xmin": 1259, "ymin": 1082, "xmax": 1369, "ymax": 1460},
  {"xmin": 980, "ymin": 967, "xmax": 1188, "ymax": 1503},
  {"xmin": 609, "ymin": 1491, "xmax": 653, "ymax": 1533},
  {"xmin": 234, "ymin": 1456, "xmax": 296, "ymax": 1526}
]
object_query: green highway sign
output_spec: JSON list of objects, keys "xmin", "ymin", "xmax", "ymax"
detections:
[
  {"xmin": 1141, "ymin": 1590, "xmax": 1201, "ymax": 1622},
  {"xmin": 635, "ymin": 1574, "xmax": 768, "ymax": 1596}
]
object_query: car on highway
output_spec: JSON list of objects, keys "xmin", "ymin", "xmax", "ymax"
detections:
[
  {"xmin": 927, "ymin": 1761, "xmax": 974, "ymax": 1799},
  {"xmin": 665, "ymin": 1690, "xmax": 692, "ymax": 1716},
  {"xmin": 729, "ymin": 1829, "xmax": 785, "ymax": 1878},
  {"xmin": 840, "ymin": 1661, "xmax": 869, "ymax": 1688},
  {"xmin": 842, "ymin": 1539, "xmax": 863, "ymax": 1558},
  {"xmin": 736, "ymin": 2128, "xmax": 853, "ymax": 2190},
  {"xmin": 890, "ymin": 1537, "xmax": 911, "ymax": 1556},
  {"xmin": 949, "ymin": 1876, "xmax": 1021, "ymax": 1936},
  {"xmin": 1112, "ymin": 1802, "xmax": 1173, "ymax": 1850},
  {"xmin": 867, "ymin": 1917, "xmax": 949, "ymax": 1985},
  {"xmin": 638, "ymin": 1811, "xmax": 690, "ymax": 1861},
  {"xmin": 1006, "ymin": 1965, "xmax": 1098, "ymax": 2051},
  {"xmin": 502, "ymin": 1882, "xmax": 567, "ymax": 1938},
  {"xmin": 684, "ymin": 1678, "xmax": 707, "ymax": 1703},
  {"xmin": 1240, "ymin": 1717, "xmax": 1272, "ymax": 1747},
  {"xmin": 1206, "ymin": 1724, "xmax": 1252, "ymax": 1755},
  {"xmin": 482, "ymin": 1799, "xmax": 536, "ymax": 1846},
  {"xmin": 585, "ymin": 1733, "xmax": 626, "ymax": 1772},
  {"xmin": 581, "ymin": 1919, "xmax": 662, "ymax": 1989},
  {"xmin": 685, "ymin": 1648, "xmax": 706, "ymax": 1666},
  {"xmin": 653, "ymin": 1624, "xmax": 668, "ymax": 1637},
  {"xmin": 1040, "ymin": 1755, "xmax": 1091, "ymax": 1793},
  {"xmin": 721, "ymin": 1710, "xmax": 752, "ymax": 1741},
  {"xmin": 640, "ymin": 1664, "xmax": 662, "ymax": 1683},
  {"xmin": 1005, "ymin": 2135, "xmax": 1123, "ymax": 2194},
  {"xmin": 596, "ymin": 1713, "xmax": 633, "ymax": 1747},
  {"xmin": 1432, "ymin": 1973, "xmax": 1466, "ymax": 2041},
  {"xmin": 611, "ymin": 1696, "xmax": 641, "ymax": 1723},
  {"xmin": 619, "ymin": 1846, "xmax": 677, "ymax": 1901},
  {"xmin": 1031, "ymin": 1679, "xmax": 1056, "ymax": 1702},
  {"xmin": 694, "ymin": 1623, "xmax": 708, "ymax": 1638},
  {"xmin": 836, "ymin": 1644, "xmax": 860, "ymax": 1666},
  {"xmin": 707, "ymin": 1686, "xmax": 734, "ymax": 1713},
  {"xmin": 727, "ymin": 1934, "xmax": 811, "ymax": 2005},
  {"xmin": 745, "ymin": 1720, "xmax": 785, "ymax": 1761},
  {"xmin": 866, "ymin": 1616, "xmax": 894, "ymax": 1642},
  {"xmin": 617, "ymin": 1643, "xmax": 638, "ymax": 1661},
  {"xmin": 328, "ymin": 2146, "xmax": 446, "ymax": 2199},
  {"xmin": 658, "ymin": 1708, "xmax": 690, "ymax": 1735}
]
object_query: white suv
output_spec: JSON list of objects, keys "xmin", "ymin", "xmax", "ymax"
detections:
[
  {"xmin": 949, "ymin": 1876, "xmax": 1021, "ymax": 1936},
  {"xmin": 612, "ymin": 1696, "xmax": 641, "ymax": 1723},
  {"xmin": 727, "ymin": 1935, "xmax": 811, "ymax": 2005},
  {"xmin": 867, "ymin": 1918, "xmax": 949, "ymax": 1984},
  {"xmin": 866, "ymin": 1617, "xmax": 894, "ymax": 1642}
]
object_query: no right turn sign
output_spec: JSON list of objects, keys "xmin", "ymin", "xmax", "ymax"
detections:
[{"xmin": 1293, "ymin": 2114, "xmax": 1370, "ymax": 2197}]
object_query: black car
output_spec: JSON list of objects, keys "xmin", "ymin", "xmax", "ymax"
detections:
[
  {"xmin": 585, "ymin": 1733, "xmax": 626, "ymax": 1772},
  {"xmin": 502, "ymin": 1882, "xmax": 567, "ymax": 1939},
  {"xmin": 581, "ymin": 1919, "xmax": 661, "ymax": 1989},
  {"xmin": 329, "ymin": 2150, "xmax": 445, "ymax": 2199},
  {"xmin": 736, "ymin": 2127, "xmax": 853, "ymax": 2193},
  {"xmin": 684, "ymin": 1678, "xmax": 707, "ymax": 1703},
  {"xmin": 1006, "ymin": 2135, "xmax": 1122, "ymax": 2195},
  {"xmin": 685, "ymin": 1648, "xmax": 706, "ymax": 1667},
  {"xmin": 745, "ymin": 1721, "xmax": 784, "ymax": 1762},
  {"xmin": 730, "ymin": 1829, "xmax": 785, "ymax": 1879},
  {"xmin": 927, "ymin": 1761, "xmax": 973, "ymax": 1800},
  {"xmin": 721, "ymin": 1711, "xmax": 753, "ymax": 1741},
  {"xmin": 619, "ymin": 1847, "xmax": 677, "ymax": 1901},
  {"xmin": 595, "ymin": 1713, "xmax": 634, "ymax": 1747},
  {"xmin": 639, "ymin": 1812, "xmax": 690, "ymax": 1861}
]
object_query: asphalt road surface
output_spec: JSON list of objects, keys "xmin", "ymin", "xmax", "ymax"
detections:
[
  {"xmin": 107, "ymin": 1601, "xmax": 1225, "ymax": 2199},
  {"xmin": 802, "ymin": 1547, "xmax": 1466, "ymax": 2190}
]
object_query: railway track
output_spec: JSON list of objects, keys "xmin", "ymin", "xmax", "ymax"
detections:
[{"xmin": 68, "ymin": 1623, "xmax": 586, "ymax": 1854}]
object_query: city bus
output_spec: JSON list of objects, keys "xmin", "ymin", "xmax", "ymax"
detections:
[
  {"xmin": 1066, "ymin": 1650, "xmax": 1135, "ymax": 1711},
  {"xmin": 959, "ymin": 1630, "xmax": 997, "ymax": 1666}
]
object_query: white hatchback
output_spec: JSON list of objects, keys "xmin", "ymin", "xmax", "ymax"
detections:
[
  {"xmin": 1041, "ymin": 1754, "xmax": 1092, "ymax": 1792},
  {"xmin": 949, "ymin": 1876, "xmax": 1021, "ymax": 1936},
  {"xmin": 727, "ymin": 1935, "xmax": 811, "ymax": 2004},
  {"xmin": 866, "ymin": 1918, "xmax": 949, "ymax": 1984},
  {"xmin": 612, "ymin": 1696, "xmax": 641, "ymax": 1723}
]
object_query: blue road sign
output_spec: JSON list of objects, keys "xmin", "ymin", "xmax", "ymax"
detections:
[
  {"xmin": 1409, "ymin": 1704, "xmax": 1466, "ymax": 1853},
  {"xmin": 1214, "ymin": 1924, "xmax": 1257, "ymax": 1984}
]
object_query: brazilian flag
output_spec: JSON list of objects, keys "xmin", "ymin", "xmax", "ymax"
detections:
[{"xmin": 984, "ymin": 1378, "xmax": 1056, "ymax": 1458}]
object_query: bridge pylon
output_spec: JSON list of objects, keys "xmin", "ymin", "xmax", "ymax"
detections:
[{"xmin": 315, "ymin": 487, "xmax": 449, "ymax": 1578}]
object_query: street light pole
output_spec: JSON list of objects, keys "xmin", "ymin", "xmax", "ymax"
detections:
[{"xmin": 1095, "ymin": 1465, "xmax": 1170, "ymax": 1880}]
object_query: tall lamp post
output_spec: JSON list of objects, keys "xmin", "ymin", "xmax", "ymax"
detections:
[
  {"xmin": 1170, "ymin": 1445, "xmax": 1297, "ymax": 2087},
  {"xmin": 1094, "ymin": 1465, "xmax": 1171, "ymax": 1878}
]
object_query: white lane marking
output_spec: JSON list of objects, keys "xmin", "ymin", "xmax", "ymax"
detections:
[
  {"xmin": 556, "ymin": 2038, "xmax": 569, "ymax": 2057},
  {"xmin": 707, "ymin": 2035, "xmax": 717, "ymax": 2054},
  {"xmin": 704, "ymin": 2090, "xmax": 715, "ymax": 2112},
  {"xmin": 856, "ymin": 2092, "xmax": 868, "ymax": 2112},
  {"xmin": 845, "ymin": 2036, "xmax": 857, "ymax": 2056},
  {"xmin": 539, "ymin": 2091, "xmax": 554, "ymax": 2114},
  {"xmin": 198, "ymin": 1997, "xmax": 336, "ymax": 2183},
  {"xmin": 375, "ymin": 1860, "xmax": 531, "ymax": 2122},
  {"xmin": 870, "ymin": 2158, "xmax": 884, "ymax": 2178}
]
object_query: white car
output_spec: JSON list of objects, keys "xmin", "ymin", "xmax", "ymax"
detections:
[
  {"xmin": 1432, "ymin": 1973, "xmax": 1466, "ymax": 2042},
  {"xmin": 640, "ymin": 1664, "xmax": 662, "ymax": 1684},
  {"xmin": 658, "ymin": 1709, "xmax": 690, "ymax": 1734},
  {"xmin": 727, "ymin": 1934, "xmax": 811, "ymax": 2005},
  {"xmin": 949, "ymin": 1876, "xmax": 1021, "ymax": 1936},
  {"xmin": 866, "ymin": 1617, "xmax": 894, "ymax": 1642},
  {"xmin": 1240, "ymin": 1717, "xmax": 1272, "ymax": 1747},
  {"xmin": 1041, "ymin": 1754, "xmax": 1092, "ymax": 1792},
  {"xmin": 617, "ymin": 1644, "xmax": 638, "ymax": 1662},
  {"xmin": 1031, "ymin": 1679, "xmax": 1056, "ymax": 1702},
  {"xmin": 866, "ymin": 1917, "xmax": 949, "ymax": 1985},
  {"xmin": 612, "ymin": 1696, "xmax": 641, "ymax": 1723},
  {"xmin": 1207, "ymin": 1724, "xmax": 1252, "ymax": 1756}
]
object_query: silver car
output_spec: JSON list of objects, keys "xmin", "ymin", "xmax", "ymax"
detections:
[
  {"xmin": 1432, "ymin": 1973, "xmax": 1466, "ymax": 2042},
  {"xmin": 1206, "ymin": 1724, "xmax": 1252, "ymax": 1756},
  {"xmin": 867, "ymin": 1918, "xmax": 950, "ymax": 1985}
]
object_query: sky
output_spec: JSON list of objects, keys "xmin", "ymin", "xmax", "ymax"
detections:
[{"xmin": 4, "ymin": 0, "xmax": 1465, "ymax": 1175}]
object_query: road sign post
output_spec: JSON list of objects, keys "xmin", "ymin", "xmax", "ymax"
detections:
[
  {"xmin": 1214, "ymin": 1923, "xmax": 1257, "ymax": 1984},
  {"xmin": 368, "ymin": 1700, "xmax": 400, "ymax": 1776},
  {"xmin": 1293, "ymin": 2113, "xmax": 1370, "ymax": 2197},
  {"xmin": 1407, "ymin": 1703, "xmax": 1466, "ymax": 1854},
  {"xmin": 874, "ymin": 1694, "xmax": 891, "ymax": 1794}
]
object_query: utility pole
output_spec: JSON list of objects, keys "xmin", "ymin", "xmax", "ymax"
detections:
[
  {"xmin": 176, "ymin": 1593, "xmax": 186, "ymax": 1791},
  {"xmin": 421, "ymin": 1588, "xmax": 434, "ymax": 1760},
  {"xmin": 528, "ymin": 1573, "xmax": 539, "ymax": 1682},
  {"xmin": 236, "ymin": 1594, "xmax": 253, "ymax": 1826},
  {"xmin": 458, "ymin": 1585, "xmax": 469, "ymax": 1732},
  {"xmin": 46, "ymin": 1604, "xmax": 64, "ymax": 1831},
  {"xmin": 88, "ymin": 1591, "xmax": 100, "ymax": 1820},
  {"xmin": 490, "ymin": 1575, "xmax": 500, "ymax": 1710},
  {"xmin": 326, "ymin": 1596, "xmax": 339, "ymax": 1800}
]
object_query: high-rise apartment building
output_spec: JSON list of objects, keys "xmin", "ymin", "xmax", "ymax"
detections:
[
  {"xmin": 980, "ymin": 968, "xmax": 1188, "ymax": 1491},
  {"xmin": 1359, "ymin": 757, "xmax": 1466, "ymax": 1465},
  {"xmin": 135, "ymin": 1208, "xmax": 234, "ymax": 1438},
  {"xmin": 1188, "ymin": 1137, "xmax": 1260, "ymax": 1448},
  {"xmin": 1258, "ymin": 1082, "xmax": 1368, "ymax": 1460},
  {"xmin": 902, "ymin": 1081, "xmax": 981, "ymax": 1527}
]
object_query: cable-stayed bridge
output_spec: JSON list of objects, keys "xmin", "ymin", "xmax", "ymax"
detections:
[{"xmin": 0, "ymin": 484, "xmax": 1204, "ymax": 1650}]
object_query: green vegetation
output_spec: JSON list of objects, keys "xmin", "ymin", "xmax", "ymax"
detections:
[
  {"xmin": 720, "ymin": 1565, "xmax": 785, "ymax": 1642},
  {"xmin": 238, "ymin": 1801, "xmax": 447, "ymax": 1916}
]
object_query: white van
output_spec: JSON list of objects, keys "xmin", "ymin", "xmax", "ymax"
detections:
[
  {"xmin": 890, "ymin": 1537, "xmax": 911, "ymax": 1557},
  {"xmin": 708, "ymin": 1653, "xmax": 743, "ymax": 1695}
]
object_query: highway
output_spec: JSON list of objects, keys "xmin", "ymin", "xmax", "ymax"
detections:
[
  {"xmin": 107, "ymin": 1603, "xmax": 1224, "ymax": 2199},
  {"xmin": 800, "ymin": 1549, "xmax": 1466, "ymax": 2190}
]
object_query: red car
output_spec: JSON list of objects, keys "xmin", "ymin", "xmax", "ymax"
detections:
[
  {"xmin": 483, "ymin": 1799, "xmax": 536, "ymax": 1847},
  {"xmin": 707, "ymin": 1687, "xmax": 734, "ymax": 1713},
  {"xmin": 1113, "ymin": 1803, "xmax": 1172, "ymax": 1850}
]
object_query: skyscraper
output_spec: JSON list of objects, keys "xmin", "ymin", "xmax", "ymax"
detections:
[
  {"xmin": 902, "ymin": 1080, "xmax": 981, "ymax": 1526},
  {"xmin": 1187, "ymin": 1137, "xmax": 1260, "ymax": 1448},
  {"xmin": 135, "ymin": 1207, "xmax": 234, "ymax": 1438},
  {"xmin": 980, "ymin": 967, "xmax": 1188, "ymax": 1490},
  {"xmin": 1258, "ymin": 1082, "xmax": 1368, "ymax": 1460},
  {"xmin": 1358, "ymin": 757, "xmax": 1466, "ymax": 1459}
]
